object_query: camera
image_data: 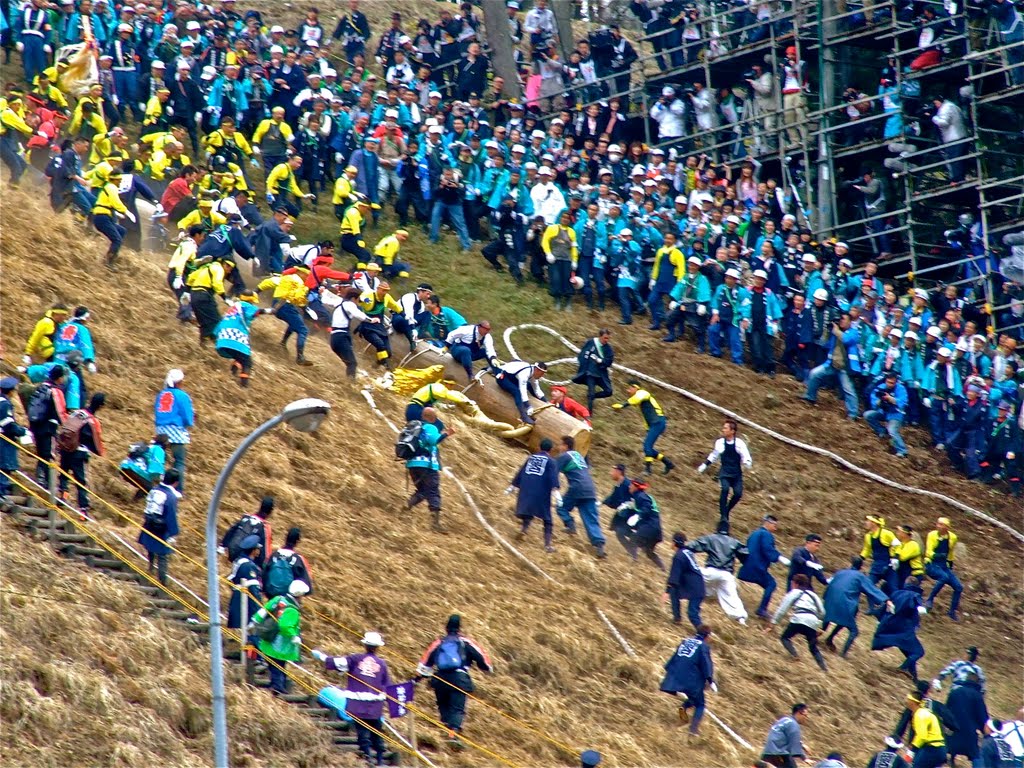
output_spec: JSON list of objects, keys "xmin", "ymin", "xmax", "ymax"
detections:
[
  {"xmin": 742, "ymin": 70, "xmax": 756, "ymax": 80},
  {"xmin": 683, "ymin": 85, "xmax": 697, "ymax": 95}
]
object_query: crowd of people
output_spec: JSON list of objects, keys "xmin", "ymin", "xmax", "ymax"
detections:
[{"xmin": 2, "ymin": 0, "xmax": 1023, "ymax": 765}]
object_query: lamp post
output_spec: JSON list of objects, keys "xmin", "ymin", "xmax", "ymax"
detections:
[{"xmin": 206, "ymin": 398, "xmax": 331, "ymax": 768}]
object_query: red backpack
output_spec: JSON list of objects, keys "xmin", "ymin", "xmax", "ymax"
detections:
[{"xmin": 55, "ymin": 410, "xmax": 90, "ymax": 453}]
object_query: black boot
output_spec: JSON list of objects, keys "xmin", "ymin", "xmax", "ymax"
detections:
[
  {"xmin": 781, "ymin": 637, "xmax": 798, "ymax": 657},
  {"xmin": 104, "ymin": 246, "xmax": 119, "ymax": 271},
  {"xmin": 812, "ymin": 648, "xmax": 828, "ymax": 671},
  {"xmin": 662, "ymin": 457, "xmax": 675, "ymax": 475}
]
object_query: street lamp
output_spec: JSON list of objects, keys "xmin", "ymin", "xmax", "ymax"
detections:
[{"xmin": 205, "ymin": 398, "xmax": 331, "ymax": 768}]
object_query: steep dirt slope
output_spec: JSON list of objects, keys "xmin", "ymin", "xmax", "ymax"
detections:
[{"xmin": 3, "ymin": 176, "xmax": 1023, "ymax": 768}]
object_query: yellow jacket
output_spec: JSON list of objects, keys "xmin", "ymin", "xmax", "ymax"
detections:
[
  {"xmin": 410, "ymin": 383, "xmax": 470, "ymax": 407},
  {"xmin": 177, "ymin": 209, "xmax": 227, "ymax": 232},
  {"xmin": 140, "ymin": 130, "xmax": 177, "ymax": 152},
  {"xmin": 258, "ymin": 272, "xmax": 309, "ymax": 307},
  {"xmin": 541, "ymin": 224, "xmax": 579, "ymax": 268},
  {"xmin": 150, "ymin": 150, "xmax": 193, "ymax": 181},
  {"xmin": 0, "ymin": 104, "xmax": 33, "ymax": 136},
  {"xmin": 92, "ymin": 182, "xmax": 128, "ymax": 216},
  {"xmin": 651, "ymin": 245, "xmax": 685, "ymax": 283},
  {"xmin": 340, "ymin": 205, "xmax": 365, "ymax": 236},
  {"xmin": 861, "ymin": 528, "xmax": 898, "ymax": 561},
  {"xmin": 359, "ymin": 290, "xmax": 401, "ymax": 317},
  {"xmin": 31, "ymin": 84, "xmax": 68, "ymax": 109},
  {"xmin": 201, "ymin": 163, "xmax": 248, "ymax": 194},
  {"xmin": 252, "ymin": 117, "xmax": 294, "ymax": 146},
  {"xmin": 924, "ymin": 530, "xmax": 958, "ymax": 565},
  {"xmin": 142, "ymin": 95, "xmax": 166, "ymax": 128},
  {"xmin": 168, "ymin": 238, "xmax": 197, "ymax": 277},
  {"xmin": 332, "ymin": 176, "xmax": 355, "ymax": 205},
  {"xmin": 25, "ymin": 311, "xmax": 64, "ymax": 360},
  {"xmin": 203, "ymin": 129, "xmax": 253, "ymax": 159},
  {"xmin": 894, "ymin": 539, "xmax": 924, "ymax": 577},
  {"xmin": 374, "ymin": 235, "xmax": 402, "ymax": 265},
  {"xmin": 910, "ymin": 707, "xmax": 945, "ymax": 748},
  {"xmin": 266, "ymin": 162, "xmax": 303, "ymax": 197},
  {"xmin": 69, "ymin": 96, "xmax": 107, "ymax": 136},
  {"xmin": 186, "ymin": 262, "xmax": 227, "ymax": 295}
]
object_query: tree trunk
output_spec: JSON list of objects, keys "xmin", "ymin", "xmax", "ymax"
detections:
[
  {"xmin": 481, "ymin": 0, "xmax": 524, "ymax": 100},
  {"xmin": 552, "ymin": 0, "xmax": 578, "ymax": 63}
]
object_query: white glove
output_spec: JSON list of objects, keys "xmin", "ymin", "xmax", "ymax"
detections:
[
  {"xmin": 626, "ymin": 514, "xmax": 640, "ymax": 528},
  {"xmin": 44, "ymin": 44, "xmax": 52, "ymax": 54},
  {"xmin": 86, "ymin": 362, "xmax": 97, "ymax": 374},
  {"xmin": 709, "ymin": 681, "xmax": 718, "ymax": 693},
  {"xmin": 553, "ymin": 490, "xmax": 563, "ymax": 507},
  {"xmin": 545, "ymin": 253, "xmax": 555, "ymax": 264},
  {"xmin": 125, "ymin": 211, "xmax": 137, "ymax": 224},
  {"xmin": 16, "ymin": 42, "xmax": 23, "ymax": 52},
  {"xmin": 648, "ymin": 279, "xmax": 655, "ymax": 290},
  {"xmin": 504, "ymin": 485, "xmax": 516, "ymax": 495},
  {"xmin": 931, "ymin": 678, "xmax": 942, "ymax": 692},
  {"xmin": 889, "ymin": 558, "xmax": 900, "ymax": 571},
  {"xmin": 697, "ymin": 304, "xmax": 707, "ymax": 316},
  {"xmin": 334, "ymin": 152, "xmax": 342, "ymax": 164},
  {"xmin": 217, "ymin": 545, "xmax": 227, "ymax": 556},
  {"xmin": 37, "ymin": 130, "xmax": 49, "ymax": 139},
  {"xmin": 291, "ymin": 635, "xmax": 302, "ymax": 644},
  {"xmin": 167, "ymin": 536, "xmax": 177, "ymax": 546},
  {"xmin": 194, "ymin": 111, "xmax": 202, "ymax": 124},
  {"xmin": 19, "ymin": 434, "xmax": 34, "ymax": 445},
  {"xmin": 917, "ymin": 605, "xmax": 928, "ymax": 615},
  {"xmin": 806, "ymin": 561, "xmax": 824, "ymax": 571},
  {"xmin": 922, "ymin": 397, "xmax": 932, "ymax": 409},
  {"xmin": 112, "ymin": 95, "xmax": 120, "ymax": 107},
  {"xmin": 697, "ymin": 463, "xmax": 707, "ymax": 474},
  {"xmin": 311, "ymin": 649, "xmax": 327, "ymax": 662},
  {"xmin": 166, "ymin": 105, "xmax": 174, "ymax": 116},
  {"xmin": 616, "ymin": 502, "xmax": 634, "ymax": 512},
  {"xmin": 304, "ymin": 193, "xmax": 316, "ymax": 199},
  {"xmin": 252, "ymin": 145, "xmax": 261, "ymax": 155},
  {"xmin": 1007, "ymin": 452, "xmax": 1016, "ymax": 460},
  {"xmin": 22, "ymin": 355, "xmax": 32, "ymax": 366},
  {"xmin": 669, "ymin": 301, "xmax": 679, "ymax": 311},
  {"xmin": 779, "ymin": 556, "xmax": 791, "ymax": 566},
  {"xmin": 172, "ymin": 276, "xmax": 184, "ymax": 290}
]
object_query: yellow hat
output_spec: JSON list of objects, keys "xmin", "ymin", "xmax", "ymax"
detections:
[
  {"xmin": 238, "ymin": 290, "xmax": 259, "ymax": 303},
  {"xmin": 937, "ymin": 517, "xmax": 951, "ymax": 527},
  {"xmin": 866, "ymin": 515, "xmax": 885, "ymax": 526}
]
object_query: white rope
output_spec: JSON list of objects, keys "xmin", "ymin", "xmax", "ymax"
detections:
[
  {"xmin": 595, "ymin": 608, "xmax": 638, "ymax": 659},
  {"xmin": 503, "ymin": 323, "xmax": 1024, "ymax": 543},
  {"xmin": 704, "ymin": 709, "xmax": 755, "ymax": 751},
  {"xmin": 383, "ymin": 720, "xmax": 440, "ymax": 768}
]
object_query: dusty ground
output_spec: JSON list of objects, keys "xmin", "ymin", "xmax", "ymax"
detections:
[{"xmin": 1, "ymin": 172, "xmax": 1021, "ymax": 768}]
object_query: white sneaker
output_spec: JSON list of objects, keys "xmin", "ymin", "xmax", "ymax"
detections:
[{"xmin": 738, "ymin": 618, "xmax": 747, "ymax": 626}]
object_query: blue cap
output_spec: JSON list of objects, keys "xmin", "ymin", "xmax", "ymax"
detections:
[
  {"xmin": 239, "ymin": 534, "xmax": 261, "ymax": 551},
  {"xmin": 0, "ymin": 376, "xmax": 18, "ymax": 391},
  {"xmin": 581, "ymin": 751, "xmax": 602, "ymax": 767}
]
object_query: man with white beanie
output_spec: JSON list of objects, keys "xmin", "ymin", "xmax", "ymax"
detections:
[
  {"xmin": 153, "ymin": 369, "xmax": 194, "ymax": 492},
  {"xmin": 650, "ymin": 86, "xmax": 686, "ymax": 148}
]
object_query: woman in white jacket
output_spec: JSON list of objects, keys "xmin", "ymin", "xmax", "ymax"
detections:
[{"xmin": 767, "ymin": 573, "xmax": 828, "ymax": 671}]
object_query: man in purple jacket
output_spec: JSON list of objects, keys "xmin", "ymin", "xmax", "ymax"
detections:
[{"xmin": 313, "ymin": 631, "xmax": 392, "ymax": 766}]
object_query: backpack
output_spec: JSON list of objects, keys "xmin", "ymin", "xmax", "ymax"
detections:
[
  {"xmin": 127, "ymin": 442, "xmax": 149, "ymax": 460},
  {"xmin": 251, "ymin": 611, "xmax": 281, "ymax": 642},
  {"xmin": 27, "ymin": 383, "xmax": 53, "ymax": 424},
  {"xmin": 143, "ymin": 488, "xmax": 168, "ymax": 529},
  {"xmin": 55, "ymin": 410, "xmax": 90, "ymax": 452},
  {"xmin": 395, "ymin": 420, "xmax": 423, "ymax": 461},
  {"xmin": 225, "ymin": 516, "xmax": 262, "ymax": 561},
  {"xmin": 435, "ymin": 636, "xmax": 464, "ymax": 672},
  {"xmin": 264, "ymin": 551, "xmax": 296, "ymax": 598}
]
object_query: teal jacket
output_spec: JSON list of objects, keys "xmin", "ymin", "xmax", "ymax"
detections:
[
  {"xmin": 670, "ymin": 271, "xmax": 712, "ymax": 304},
  {"xmin": 406, "ymin": 421, "xmax": 445, "ymax": 470},
  {"xmin": 739, "ymin": 288, "xmax": 784, "ymax": 335}
]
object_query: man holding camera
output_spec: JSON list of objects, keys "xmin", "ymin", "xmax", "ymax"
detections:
[
  {"xmin": 650, "ymin": 86, "xmax": 686, "ymax": 150},
  {"xmin": 865, "ymin": 372, "xmax": 910, "ymax": 457}
]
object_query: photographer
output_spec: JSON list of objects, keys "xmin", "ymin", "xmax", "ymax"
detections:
[
  {"xmin": 650, "ymin": 86, "xmax": 687, "ymax": 150},
  {"xmin": 605, "ymin": 25, "xmax": 638, "ymax": 98},
  {"xmin": 429, "ymin": 166, "xmax": 472, "ymax": 251},
  {"xmin": 745, "ymin": 65, "xmax": 779, "ymax": 155},
  {"xmin": 865, "ymin": 372, "xmax": 910, "ymax": 458},
  {"xmin": 781, "ymin": 46, "xmax": 808, "ymax": 148},
  {"xmin": 687, "ymin": 82, "xmax": 718, "ymax": 146}
]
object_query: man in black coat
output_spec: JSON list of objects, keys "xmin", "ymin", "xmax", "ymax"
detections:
[
  {"xmin": 945, "ymin": 675, "xmax": 988, "ymax": 767},
  {"xmin": 167, "ymin": 62, "xmax": 205, "ymax": 153},
  {"xmin": 666, "ymin": 532, "xmax": 705, "ymax": 628},
  {"xmin": 572, "ymin": 328, "xmax": 614, "ymax": 413}
]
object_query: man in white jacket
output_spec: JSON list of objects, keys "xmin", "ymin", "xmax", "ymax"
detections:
[
  {"xmin": 650, "ymin": 86, "xmax": 686, "ymax": 147},
  {"xmin": 931, "ymin": 96, "xmax": 968, "ymax": 183},
  {"xmin": 530, "ymin": 167, "xmax": 566, "ymax": 225}
]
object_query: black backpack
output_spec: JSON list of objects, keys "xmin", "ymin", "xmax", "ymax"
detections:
[
  {"xmin": 27, "ymin": 384, "xmax": 53, "ymax": 424},
  {"xmin": 395, "ymin": 420, "xmax": 423, "ymax": 461},
  {"xmin": 225, "ymin": 516, "xmax": 262, "ymax": 561},
  {"xmin": 44, "ymin": 154, "xmax": 63, "ymax": 179}
]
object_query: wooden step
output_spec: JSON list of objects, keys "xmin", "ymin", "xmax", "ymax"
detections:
[
  {"xmin": 63, "ymin": 545, "xmax": 107, "ymax": 558},
  {"xmin": 85, "ymin": 556, "xmax": 126, "ymax": 570},
  {"xmin": 53, "ymin": 533, "xmax": 90, "ymax": 544},
  {"xmin": 153, "ymin": 609, "xmax": 193, "ymax": 622},
  {"xmin": 105, "ymin": 570, "xmax": 144, "ymax": 583},
  {"xmin": 315, "ymin": 720, "xmax": 355, "ymax": 731},
  {"xmin": 148, "ymin": 598, "xmax": 181, "ymax": 610},
  {"xmin": 14, "ymin": 505, "xmax": 50, "ymax": 519},
  {"xmin": 278, "ymin": 693, "xmax": 312, "ymax": 705}
]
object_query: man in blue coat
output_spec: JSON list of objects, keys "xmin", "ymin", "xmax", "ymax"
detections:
[
  {"xmin": 738, "ymin": 515, "xmax": 791, "ymax": 619},
  {"xmin": 659, "ymin": 625, "xmax": 715, "ymax": 735},
  {"xmin": 945, "ymin": 674, "xmax": 988, "ymax": 766},
  {"xmin": 138, "ymin": 469, "xmax": 181, "ymax": 586},
  {"xmin": 823, "ymin": 556, "xmax": 890, "ymax": 657},
  {"xmin": 509, "ymin": 438, "xmax": 561, "ymax": 553},
  {"xmin": 666, "ymin": 532, "xmax": 705, "ymax": 628},
  {"xmin": 872, "ymin": 576, "xmax": 927, "ymax": 681},
  {"xmin": 865, "ymin": 372, "xmax": 910, "ymax": 458},
  {"xmin": 0, "ymin": 377, "xmax": 30, "ymax": 497}
]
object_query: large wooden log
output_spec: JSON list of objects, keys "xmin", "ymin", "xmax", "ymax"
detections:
[{"xmin": 395, "ymin": 344, "xmax": 592, "ymax": 456}]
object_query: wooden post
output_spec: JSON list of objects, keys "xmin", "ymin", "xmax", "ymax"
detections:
[
  {"xmin": 239, "ymin": 590, "xmax": 248, "ymax": 664},
  {"xmin": 552, "ymin": 0, "xmax": 577, "ymax": 63},
  {"xmin": 47, "ymin": 437, "xmax": 58, "ymax": 547}
]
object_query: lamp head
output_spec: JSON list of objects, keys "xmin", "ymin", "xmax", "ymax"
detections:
[{"xmin": 281, "ymin": 398, "xmax": 331, "ymax": 433}]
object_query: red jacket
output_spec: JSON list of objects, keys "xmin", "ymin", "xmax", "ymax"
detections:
[{"xmin": 556, "ymin": 395, "xmax": 591, "ymax": 425}]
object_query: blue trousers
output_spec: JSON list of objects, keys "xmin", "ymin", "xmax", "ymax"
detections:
[
  {"xmin": 557, "ymin": 497, "xmax": 606, "ymax": 546},
  {"xmin": 20, "ymin": 35, "xmax": 47, "ymax": 84},
  {"xmin": 949, "ymin": 427, "xmax": 984, "ymax": 478},
  {"xmin": 912, "ymin": 745, "xmax": 947, "ymax": 768},
  {"xmin": 0, "ymin": 134, "xmax": 27, "ymax": 184},
  {"xmin": 926, "ymin": 562, "xmax": 962, "ymax": 615},
  {"xmin": 865, "ymin": 412, "xmax": 908, "ymax": 456},
  {"xmin": 429, "ymin": 201, "xmax": 471, "ymax": 250},
  {"xmin": 449, "ymin": 341, "xmax": 491, "ymax": 379},
  {"xmin": 643, "ymin": 420, "xmax": 666, "ymax": 459},
  {"xmin": 275, "ymin": 302, "xmax": 309, "ymax": 354},
  {"xmin": 928, "ymin": 399, "xmax": 957, "ymax": 446},
  {"xmin": 667, "ymin": 586, "xmax": 703, "ymax": 628},
  {"xmin": 709, "ymin": 322, "xmax": 743, "ymax": 364},
  {"xmin": 497, "ymin": 371, "xmax": 532, "ymax": 422},
  {"xmin": 805, "ymin": 363, "xmax": 860, "ymax": 418},
  {"xmin": 740, "ymin": 571, "xmax": 776, "ymax": 615},
  {"xmin": 113, "ymin": 70, "xmax": 143, "ymax": 121},
  {"xmin": 647, "ymin": 283, "xmax": 674, "ymax": 327},
  {"xmin": 868, "ymin": 560, "xmax": 896, "ymax": 595},
  {"xmin": 618, "ymin": 286, "xmax": 635, "ymax": 324},
  {"xmin": 93, "ymin": 214, "xmax": 126, "ymax": 251}
]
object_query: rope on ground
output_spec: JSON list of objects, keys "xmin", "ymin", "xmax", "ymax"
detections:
[
  {"xmin": 704, "ymin": 709, "xmax": 755, "ymax": 751},
  {"xmin": 595, "ymin": 608, "xmax": 637, "ymax": 659},
  {"xmin": 503, "ymin": 323, "xmax": 1024, "ymax": 544}
]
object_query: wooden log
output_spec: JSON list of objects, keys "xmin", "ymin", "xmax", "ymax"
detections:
[{"xmin": 392, "ymin": 345, "xmax": 592, "ymax": 456}]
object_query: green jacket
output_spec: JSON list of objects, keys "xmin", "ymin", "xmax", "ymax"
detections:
[{"xmin": 253, "ymin": 595, "xmax": 302, "ymax": 661}]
